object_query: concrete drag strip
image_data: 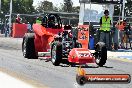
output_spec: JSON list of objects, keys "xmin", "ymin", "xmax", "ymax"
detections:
[
  {"xmin": 0, "ymin": 68, "xmax": 48, "ymax": 88},
  {"xmin": 0, "ymin": 71, "xmax": 35, "ymax": 88},
  {"xmin": 118, "ymin": 56, "xmax": 132, "ymax": 60},
  {"xmin": 0, "ymin": 37, "xmax": 22, "ymax": 50},
  {"xmin": 107, "ymin": 50, "xmax": 132, "ymax": 62}
]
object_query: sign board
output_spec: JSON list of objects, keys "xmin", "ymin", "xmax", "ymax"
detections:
[{"xmin": 78, "ymin": 25, "xmax": 89, "ymax": 49}]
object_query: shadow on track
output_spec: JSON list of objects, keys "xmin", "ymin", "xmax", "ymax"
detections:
[{"xmin": 38, "ymin": 58, "xmax": 113, "ymax": 68}]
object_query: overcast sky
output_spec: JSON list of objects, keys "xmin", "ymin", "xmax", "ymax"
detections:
[
  {"xmin": 33, "ymin": 0, "xmax": 103, "ymax": 13},
  {"xmin": 33, "ymin": 0, "xmax": 79, "ymax": 7}
]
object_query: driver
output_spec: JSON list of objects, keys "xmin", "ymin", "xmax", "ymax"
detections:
[
  {"xmin": 115, "ymin": 19, "xmax": 127, "ymax": 48},
  {"xmin": 42, "ymin": 15, "xmax": 48, "ymax": 27},
  {"xmin": 48, "ymin": 15, "xmax": 55, "ymax": 28}
]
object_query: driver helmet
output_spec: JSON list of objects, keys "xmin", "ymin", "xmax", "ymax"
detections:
[{"xmin": 49, "ymin": 15, "xmax": 55, "ymax": 22}]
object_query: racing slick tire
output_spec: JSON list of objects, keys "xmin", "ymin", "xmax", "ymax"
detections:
[
  {"xmin": 76, "ymin": 75, "xmax": 87, "ymax": 85},
  {"xmin": 22, "ymin": 33, "xmax": 38, "ymax": 59},
  {"xmin": 51, "ymin": 42, "xmax": 62, "ymax": 66},
  {"xmin": 94, "ymin": 42, "xmax": 107, "ymax": 67}
]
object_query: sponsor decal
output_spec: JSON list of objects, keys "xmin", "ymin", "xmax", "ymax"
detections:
[{"xmin": 76, "ymin": 67, "xmax": 131, "ymax": 85}]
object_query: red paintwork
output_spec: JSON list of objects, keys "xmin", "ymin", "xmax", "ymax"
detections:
[
  {"xmin": 12, "ymin": 23, "xmax": 28, "ymax": 38},
  {"xmin": 78, "ymin": 25, "xmax": 89, "ymax": 49},
  {"xmin": 68, "ymin": 48, "xmax": 95, "ymax": 64},
  {"xmin": 68, "ymin": 25, "xmax": 94, "ymax": 64},
  {"xmin": 32, "ymin": 24, "xmax": 63, "ymax": 52},
  {"xmin": 32, "ymin": 24, "xmax": 95, "ymax": 64}
]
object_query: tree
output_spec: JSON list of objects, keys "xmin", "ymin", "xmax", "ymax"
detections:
[
  {"xmin": 12, "ymin": 0, "xmax": 35, "ymax": 14},
  {"xmin": 0, "ymin": 0, "xmax": 35, "ymax": 24},
  {"xmin": 1, "ymin": 0, "xmax": 9, "ymax": 14},
  {"xmin": 53, "ymin": 6, "xmax": 59, "ymax": 12},
  {"xmin": 1, "ymin": 0, "xmax": 35, "ymax": 14},
  {"xmin": 72, "ymin": 6, "xmax": 80, "ymax": 13},
  {"xmin": 63, "ymin": 0, "xmax": 73, "ymax": 12},
  {"xmin": 58, "ymin": 1, "xmax": 79, "ymax": 13},
  {"xmin": 36, "ymin": 1, "xmax": 53, "ymax": 13},
  {"xmin": 58, "ymin": 3, "xmax": 65, "ymax": 12},
  {"xmin": 23, "ymin": 0, "xmax": 35, "ymax": 14}
]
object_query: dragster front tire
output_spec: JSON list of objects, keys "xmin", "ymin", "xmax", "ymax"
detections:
[
  {"xmin": 95, "ymin": 42, "xmax": 107, "ymax": 67},
  {"xmin": 22, "ymin": 33, "xmax": 38, "ymax": 59},
  {"xmin": 51, "ymin": 42, "xmax": 62, "ymax": 66}
]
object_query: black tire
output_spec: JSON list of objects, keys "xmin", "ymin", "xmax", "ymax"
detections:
[
  {"xmin": 76, "ymin": 75, "xmax": 87, "ymax": 85},
  {"xmin": 51, "ymin": 42, "xmax": 62, "ymax": 66},
  {"xmin": 94, "ymin": 42, "xmax": 107, "ymax": 67},
  {"xmin": 22, "ymin": 33, "xmax": 38, "ymax": 59}
]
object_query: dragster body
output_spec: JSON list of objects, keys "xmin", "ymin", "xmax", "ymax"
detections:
[
  {"xmin": 68, "ymin": 48, "xmax": 95, "ymax": 64},
  {"xmin": 22, "ymin": 14, "xmax": 107, "ymax": 66},
  {"xmin": 32, "ymin": 24, "xmax": 63, "ymax": 52}
]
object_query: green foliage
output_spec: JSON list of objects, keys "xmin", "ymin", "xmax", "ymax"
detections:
[
  {"xmin": 72, "ymin": 6, "xmax": 80, "ymax": 13},
  {"xmin": 12, "ymin": 0, "xmax": 35, "ymax": 14},
  {"xmin": 63, "ymin": 0, "xmax": 73, "ymax": 12},
  {"xmin": 36, "ymin": 1, "xmax": 54, "ymax": 12},
  {"xmin": 1, "ymin": 0, "xmax": 9, "ymax": 14},
  {"xmin": 1, "ymin": 0, "xmax": 35, "ymax": 14},
  {"xmin": 53, "ymin": 6, "xmax": 59, "ymax": 12},
  {"xmin": 35, "ymin": 0, "xmax": 80, "ymax": 13},
  {"xmin": 56, "ymin": 1, "xmax": 79, "ymax": 13}
]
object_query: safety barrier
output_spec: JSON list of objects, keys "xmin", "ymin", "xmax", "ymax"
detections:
[{"xmin": 12, "ymin": 23, "xmax": 27, "ymax": 38}]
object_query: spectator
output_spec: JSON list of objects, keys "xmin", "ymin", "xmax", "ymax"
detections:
[
  {"xmin": 99, "ymin": 10, "xmax": 112, "ymax": 50},
  {"xmin": 27, "ymin": 22, "xmax": 32, "ymax": 33},
  {"xmin": 115, "ymin": 19, "xmax": 127, "ymax": 48},
  {"xmin": 15, "ymin": 14, "xmax": 22, "ymax": 24}
]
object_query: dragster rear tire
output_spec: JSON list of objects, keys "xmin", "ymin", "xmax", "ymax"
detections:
[
  {"xmin": 95, "ymin": 42, "xmax": 107, "ymax": 67},
  {"xmin": 22, "ymin": 33, "xmax": 38, "ymax": 59},
  {"xmin": 51, "ymin": 42, "xmax": 62, "ymax": 66}
]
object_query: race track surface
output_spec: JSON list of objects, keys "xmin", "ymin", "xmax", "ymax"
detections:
[{"xmin": 0, "ymin": 37, "xmax": 131, "ymax": 88}]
